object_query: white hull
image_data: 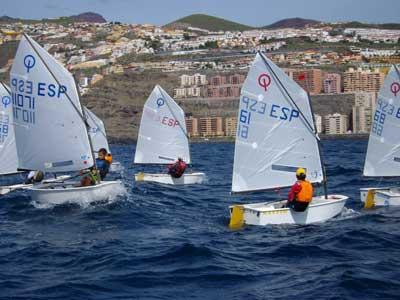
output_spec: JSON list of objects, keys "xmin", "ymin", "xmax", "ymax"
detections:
[
  {"xmin": 28, "ymin": 180, "xmax": 122, "ymax": 205},
  {"xmin": 360, "ymin": 187, "xmax": 400, "ymax": 206},
  {"xmin": 0, "ymin": 175, "xmax": 71, "ymax": 196},
  {"xmin": 230, "ymin": 195, "xmax": 348, "ymax": 226},
  {"xmin": 135, "ymin": 172, "xmax": 205, "ymax": 185}
]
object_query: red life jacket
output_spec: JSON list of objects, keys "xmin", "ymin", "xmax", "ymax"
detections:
[{"xmin": 169, "ymin": 161, "xmax": 187, "ymax": 178}]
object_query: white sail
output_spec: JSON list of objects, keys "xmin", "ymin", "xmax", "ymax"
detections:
[
  {"xmin": 10, "ymin": 34, "xmax": 93, "ymax": 173},
  {"xmin": 232, "ymin": 52, "xmax": 323, "ymax": 193},
  {"xmin": 364, "ymin": 65, "xmax": 400, "ymax": 177},
  {"xmin": 0, "ymin": 83, "xmax": 19, "ymax": 175},
  {"xmin": 84, "ymin": 107, "xmax": 110, "ymax": 154},
  {"xmin": 134, "ymin": 85, "xmax": 190, "ymax": 164}
]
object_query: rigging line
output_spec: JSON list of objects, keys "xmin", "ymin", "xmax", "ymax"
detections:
[{"xmin": 0, "ymin": 81, "xmax": 11, "ymax": 94}]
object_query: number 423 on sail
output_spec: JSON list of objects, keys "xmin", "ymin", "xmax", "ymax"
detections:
[{"xmin": 237, "ymin": 96, "xmax": 300, "ymax": 139}]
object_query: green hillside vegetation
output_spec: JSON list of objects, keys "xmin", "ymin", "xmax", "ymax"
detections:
[{"xmin": 164, "ymin": 14, "xmax": 254, "ymax": 32}]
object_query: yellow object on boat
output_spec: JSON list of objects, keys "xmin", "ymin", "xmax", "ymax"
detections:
[
  {"xmin": 229, "ymin": 205, "xmax": 244, "ymax": 229},
  {"xmin": 136, "ymin": 172, "xmax": 145, "ymax": 181},
  {"xmin": 364, "ymin": 189, "xmax": 376, "ymax": 209}
]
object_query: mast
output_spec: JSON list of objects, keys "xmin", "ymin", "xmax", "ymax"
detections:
[
  {"xmin": 307, "ymin": 92, "xmax": 328, "ymax": 199},
  {"xmin": 74, "ymin": 77, "xmax": 99, "ymax": 182},
  {"xmin": 260, "ymin": 51, "xmax": 326, "ymax": 195}
]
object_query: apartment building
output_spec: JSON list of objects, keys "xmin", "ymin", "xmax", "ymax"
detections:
[
  {"xmin": 324, "ymin": 113, "xmax": 349, "ymax": 134},
  {"xmin": 322, "ymin": 73, "xmax": 341, "ymax": 94},
  {"xmin": 343, "ymin": 68, "xmax": 385, "ymax": 93},
  {"xmin": 225, "ymin": 117, "xmax": 237, "ymax": 137}
]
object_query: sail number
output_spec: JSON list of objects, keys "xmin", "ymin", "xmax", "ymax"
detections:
[
  {"xmin": 10, "ymin": 77, "xmax": 68, "ymax": 125},
  {"xmin": 0, "ymin": 114, "xmax": 9, "ymax": 143},
  {"xmin": 372, "ymin": 99, "xmax": 400, "ymax": 136},
  {"xmin": 237, "ymin": 96, "xmax": 300, "ymax": 139}
]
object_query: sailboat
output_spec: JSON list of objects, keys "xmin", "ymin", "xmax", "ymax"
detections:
[
  {"xmin": 134, "ymin": 85, "xmax": 205, "ymax": 185},
  {"xmin": 84, "ymin": 106, "xmax": 122, "ymax": 172},
  {"xmin": 229, "ymin": 52, "xmax": 348, "ymax": 226},
  {"xmin": 361, "ymin": 64, "xmax": 400, "ymax": 207},
  {"xmin": 9, "ymin": 33, "xmax": 121, "ymax": 205}
]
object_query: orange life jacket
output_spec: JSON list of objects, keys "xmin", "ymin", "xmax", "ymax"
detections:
[
  {"xmin": 296, "ymin": 180, "xmax": 313, "ymax": 203},
  {"xmin": 105, "ymin": 154, "xmax": 113, "ymax": 164}
]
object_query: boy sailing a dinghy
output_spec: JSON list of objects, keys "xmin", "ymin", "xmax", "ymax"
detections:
[
  {"xmin": 80, "ymin": 148, "xmax": 111, "ymax": 186},
  {"xmin": 168, "ymin": 157, "xmax": 187, "ymax": 178},
  {"xmin": 286, "ymin": 168, "xmax": 313, "ymax": 212}
]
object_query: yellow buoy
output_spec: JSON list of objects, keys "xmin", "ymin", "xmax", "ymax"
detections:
[
  {"xmin": 136, "ymin": 172, "xmax": 145, "ymax": 181},
  {"xmin": 229, "ymin": 205, "xmax": 244, "ymax": 229},
  {"xmin": 364, "ymin": 189, "xmax": 376, "ymax": 209}
]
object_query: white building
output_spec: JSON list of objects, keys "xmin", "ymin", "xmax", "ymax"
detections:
[
  {"xmin": 352, "ymin": 92, "xmax": 376, "ymax": 133},
  {"xmin": 180, "ymin": 73, "xmax": 207, "ymax": 87},
  {"xmin": 324, "ymin": 113, "xmax": 348, "ymax": 134},
  {"xmin": 314, "ymin": 114, "xmax": 323, "ymax": 134}
]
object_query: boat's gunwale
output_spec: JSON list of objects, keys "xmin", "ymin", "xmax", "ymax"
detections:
[
  {"xmin": 230, "ymin": 195, "xmax": 348, "ymax": 213},
  {"xmin": 135, "ymin": 172, "xmax": 205, "ymax": 178},
  {"xmin": 28, "ymin": 180, "xmax": 121, "ymax": 192}
]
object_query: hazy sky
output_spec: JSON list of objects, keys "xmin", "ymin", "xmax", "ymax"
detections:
[{"xmin": 2, "ymin": 0, "xmax": 400, "ymax": 26}]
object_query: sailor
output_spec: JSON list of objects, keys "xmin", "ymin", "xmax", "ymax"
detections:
[
  {"xmin": 168, "ymin": 157, "xmax": 187, "ymax": 178},
  {"xmin": 96, "ymin": 148, "xmax": 111, "ymax": 180},
  {"xmin": 25, "ymin": 170, "xmax": 44, "ymax": 184},
  {"xmin": 286, "ymin": 168, "xmax": 313, "ymax": 212},
  {"xmin": 80, "ymin": 148, "xmax": 111, "ymax": 186}
]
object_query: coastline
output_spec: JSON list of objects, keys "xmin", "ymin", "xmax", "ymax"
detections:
[{"xmin": 109, "ymin": 133, "xmax": 368, "ymax": 145}]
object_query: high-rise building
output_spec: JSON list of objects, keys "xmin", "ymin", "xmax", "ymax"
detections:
[
  {"xmin": 186, "ymin": 117, "xmax": 199, "ymax": 137},
  {"xmin": 323, "ymin": 73, "xmax": 341, "ymax": 94},
  {"xmin": 314, "ymin": 114, "xmax": 323, "ymax": 134},
  {"xmin": 352, "ymin": 106, "xmax": 373, "ymax": 133},
  {"xmin": 354, "ymin": 92, "xmax": 376, "ymax": 108},
  {"xmin": 225, "ymin": 117, "xmax": 237, "ymax": 137},
  {"xmin": 199, "ymin": 117, "xmax": 224, "ymax": 137},
  {"xmin": 352, "ymin": 92, "xmax": 376, "ymax": 133},
  {"xmin": 324, "ymin": 113, "xmax": 348, "ymax": 134},
  {"xmin": 343, "ymin": 68, "xmax": 385, "ymax": 93},
  {"xmin": 286, "ymin": 68, "xmax": 322, "ymax": 94}
]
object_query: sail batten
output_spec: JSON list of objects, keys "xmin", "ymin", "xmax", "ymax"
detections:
[
  {"xmin": 232, "ymin": 52, "xmax": 323, "ymax": 193},
  {"xmin": 134, "ymin": 85, "xmax": 190, "ymax": 164},
  {"xmin": 10, "ymin": 34, "xmax": 94, "ymax": 173},
  {"xmin": 364, "ymin": 65, "xmax": 400, "ymax": 177}
]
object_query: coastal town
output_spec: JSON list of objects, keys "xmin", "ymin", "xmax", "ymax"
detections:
[{"xmin": 0, "ymin": 13, "xmax": 399, "ymax": 141}]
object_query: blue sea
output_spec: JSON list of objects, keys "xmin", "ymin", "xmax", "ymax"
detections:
[{"xmin": 1, "ymin": 139, "xmax": 400, "ymax": 300}]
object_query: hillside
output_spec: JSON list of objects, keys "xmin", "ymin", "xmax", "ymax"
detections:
[
  {"xmin": 333, "ymin": 21, "xmax": 400, "ymax": 30},
  {"xmin": 264, "ymin": 17, "xmax": 321, "ymax": 29},
  {"xmin": 0, "ymin": 12, "xmax": 106, "ymax": 24},
  {"xmin": 164, "ymin": 14, "xmax": 253, "ymax": 32}
]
